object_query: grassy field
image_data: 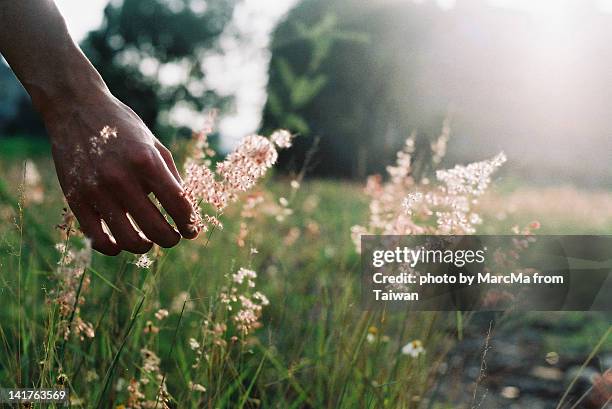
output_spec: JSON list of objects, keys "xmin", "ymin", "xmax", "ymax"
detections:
[{"xmin": 0, "ymin": 138, "xmax": 610, "ymax": 408}]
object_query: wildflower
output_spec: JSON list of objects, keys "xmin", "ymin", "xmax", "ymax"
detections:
[
  {"xmin": 386, "ymin": 136, "xmax": 415, "ymax": 184},
  {"xmin": 154, "ymin": 309, "xmax": 169, "ymax": 320},
  {"xmin": 545, "ymin": 351, "xmax": 559, "ymax": 365},
  {"xmin": 56, "ymin": 207, "xmax": 77, "ymax": 239},
  {"xmin": 170, "ymin": 291, "xmax": 194, "ymax": 313},
  {"xmin": 232, "ymin": 268, "xmax": 257, "ymax": 287},
  {"xmin": 85, "ymin": 370, "xmax": 99, "ymax": 383},
  {"xmin": 125, "ymin": 349, "xmax": 172, "ymax": 408},
  {"xmin": 402, "ymin": 192, "xmax": 423, "ymax": 215},
  {"xmin": 133, "ymin": 254, "xmax": 153, "ymax": 269},
  {"xmin": 24, "ymin": 159, "xmax": 44, "ymax": 204},
  {"xmin": 186, "ymin": 110, "xmax": 217, "ymax": 165},
  {"xmin": 55, "ymin": 243, "xmax": 74, "ymax": 266},
  {"xmin": 436, "ymin": 152, "xmax": 506, "ymax": 197},
  {"xmin": 366, "ymin": 326, "xmax": 389, "ymax": 344},
  {"xmin": 401, "ymin": 340, "xmax": 425, "ymax": 357},
  {"xmin": 219, "ymin": 267, "xmax": 269, "ymax": 335},
  {"xmin": 236, "ymin": 193, "xmax": 267, "ymax": 246},
  {"xmin": 126, "ymin": 378, "xmax": 145, "ymax": 408},
  {"xmin": 250, "ymin": 247, "xmax": 258, "ymax": 254},
  {"xmin": 72, "ymin": 317, "xmax": 95, "ymax": 340},
  {"xmin": 306, "ymin": 221, "xmax": 320, "ymax": 236},
  {"xmin": 275, "ymin": 206, "xmax": 293, "ymax": 222},
  {"xmin": 236, "ymin": 222, "xmax": 249, "ymax": 247},
  {"xmin": 203, "ymin": 214, "xmax": 223, "ymax": 230},
  {"xmin": 431, "ymin": 118, "xmax": 450, "ymax": 164},
  {"xmin": 144, "ymin": 320, "xmax": 159, "ymax": 334},
  {"xmin": 140, "ymin": 348, "xmax": 161, "ymax": 374},
  {"xmin": 290, "ymin": 180, "xmax": 300, "ymax": 189},
  {"xmin": 52, "ymin": 236, "xmax": 94, "ymax": 341},
  {"xmin": 352, "ymin": 124, "xmax": 506, "ymax": 249},
  {"xmin": 56, "ymin": 373, "xmax": 68, "ymax": 386},
  {"xmin": 188, "ymin": 382, "xmax": 207, "ymax": 393},
  {"xmin": 115, "ymin": 377, "xmax": 127, "ymax": 392},
  {"xmin": 500, "ymin": 386, "xmax": 520, "ymax": 399},
  {"xmin": 182, "ymin": 127, "xmax": 294, "ymax": 232},
  {"xmin": 302, "ymin": 195, "xmax": 319, "ymax": 213},
  {"xmin": 270, "ymin": 129, "xmax": 294, "ymax": 148},
  {"xmin": 252, "ymin": 291, "xmax": 269, "ymax": 306},
  {"xmin": 234, "ymin": 295, "xmax": 264, "ymax": 334},
  {"xmin": 240, "ymin": 193, "xmax": 265, "ymax": 218},
  {"xmin": 188, "ymin": 338, "xmax": 201, "ymax": 350},
  {"xmin": 217, "ymin": 135, "xmax": 278, "ymax": 192},
  {"xmin": 283, "ymin": 227, "xmax": 301, "ymax": 246}
]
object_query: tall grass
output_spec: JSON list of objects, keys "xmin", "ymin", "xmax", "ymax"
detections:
[{"xmin": 0, "ymin": 137, "xmax": 610, "ymax": 408}]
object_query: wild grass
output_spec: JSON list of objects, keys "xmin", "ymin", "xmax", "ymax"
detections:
[{"xmin": 0, "ymin": 138, "xmax": 610, "ymax": 408}]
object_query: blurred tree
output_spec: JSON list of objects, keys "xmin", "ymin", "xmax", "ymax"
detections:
[
  {"xmin": 81, "ymin": 0, "xmax": 237, "ymax": 139},
  {"xmin": 1, "ymin": 0, "xmax": 237, "ymax": 142},
  {"xmin": 0, "ymin": 63, "xmax": 20, "ymax": 127},
  {"xmin": 0, "ymin": 61, "xmax": 46, "ymax": 137},
  {"xmin": 262, "ymin": 0, "xmax": 449, "ymax": 178},
  {"xmin": 264, "ymin": 12, "xmax": 367, "ymax": 136}
]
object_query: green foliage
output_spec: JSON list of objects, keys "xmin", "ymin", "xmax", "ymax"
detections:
[
  {"xmin": 262, "ymin": 0, "xmax": 456, "ymax": 178},
  {"xmin": 262, "ymin": 0, "xmax": 369, "ymax": 147},
  {"xmin": 81, "ymin": 0, "xmax": 237, "ymax": 136},
  {"xmin": 0, "ymin": 136, "xmax": 50, "ymax": 159}
]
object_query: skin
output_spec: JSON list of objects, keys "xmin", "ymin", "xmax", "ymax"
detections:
[{"xmin": 0, "ymin": 0, "xmax": 200, "ymax": 255}]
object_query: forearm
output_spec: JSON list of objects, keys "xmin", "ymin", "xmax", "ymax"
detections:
[{"xmin": 0, "ymin": 0, "xmax": 107, "ymax": 119}]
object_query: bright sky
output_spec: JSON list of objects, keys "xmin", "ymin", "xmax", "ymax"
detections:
[
  {"xmin": 55, "ymin": 0, "xmax": 109, "ymax": 42},
  {"xmin": 194, "ymin": 0, "xmax": 299, "ymax": 149}
]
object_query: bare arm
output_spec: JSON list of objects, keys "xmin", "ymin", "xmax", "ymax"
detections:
[{"xmin": 0, "ymin": 0, "xmax": 200, "ymax": 255}]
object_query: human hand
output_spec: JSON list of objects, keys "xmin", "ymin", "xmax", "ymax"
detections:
[
  {"xmin": 45, "ymin": 88, "xmax": 200, "ymax": 255},
  {"xmin": 0, "ymin": 0, "xmax": 199, "ymax": 255}
]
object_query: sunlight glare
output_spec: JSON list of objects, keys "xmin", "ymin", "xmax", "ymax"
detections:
[{"xmin": 598, "ymin": 0, "xmax": 612, "ymax": 13}]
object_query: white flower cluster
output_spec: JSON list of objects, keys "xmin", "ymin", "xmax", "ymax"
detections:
[
  {"xmin": 219, "ymin": 267, "xmax": 269, "ymax": 335},
  {"xmin": 133, "ymin": 254, "xmax": 154, "ymax": 269},
  {"xmin": 53, "ymin": 238, "xmax": 95, "ymax": 341},
  {"xmin": 352, "ymin": 124, "xmax": 506, "ymax": 250},
  {"xmin": 183, "ymin": 130, "xmax": 293, "ymax": 232},
  {"xmin": 126, "ymin": 348, "xmax": 171, "ymax": 409}
]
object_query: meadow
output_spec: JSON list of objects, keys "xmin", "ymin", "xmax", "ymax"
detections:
[{"xmin": 0, "ymin": 136, "xmax": 610, "ymax": 408}]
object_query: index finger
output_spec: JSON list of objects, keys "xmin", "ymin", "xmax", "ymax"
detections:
[{"xmin": 145, "ymin": 151, "xmax": 200, "ymax": 239}]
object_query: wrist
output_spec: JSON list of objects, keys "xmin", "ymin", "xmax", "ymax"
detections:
[{"xmin": 26, "ymin": 45, "xmax": 110, "ymax": 122}]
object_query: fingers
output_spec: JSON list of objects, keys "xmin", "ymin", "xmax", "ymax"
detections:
[
  {"xmin": 154, "ymin": 140, "xmax": 183, "ymax": 184},
  {"xmin": 144, "ymin": 149, "xmax": 200, "ymax": 240},
  {"xmin": 95, "ymin": 195, "xmax": 153, "ymax": 254},
  {"xmin": 116, "ymin": 184, "xmax": 181, "ymax": 248},
  {"xmin": 69, "ymin": 142, "xmax": 198, "ymax": 256},
  {"xmin": 69, "ymin": 199, "xmax": 120, "ymax": 256}
]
